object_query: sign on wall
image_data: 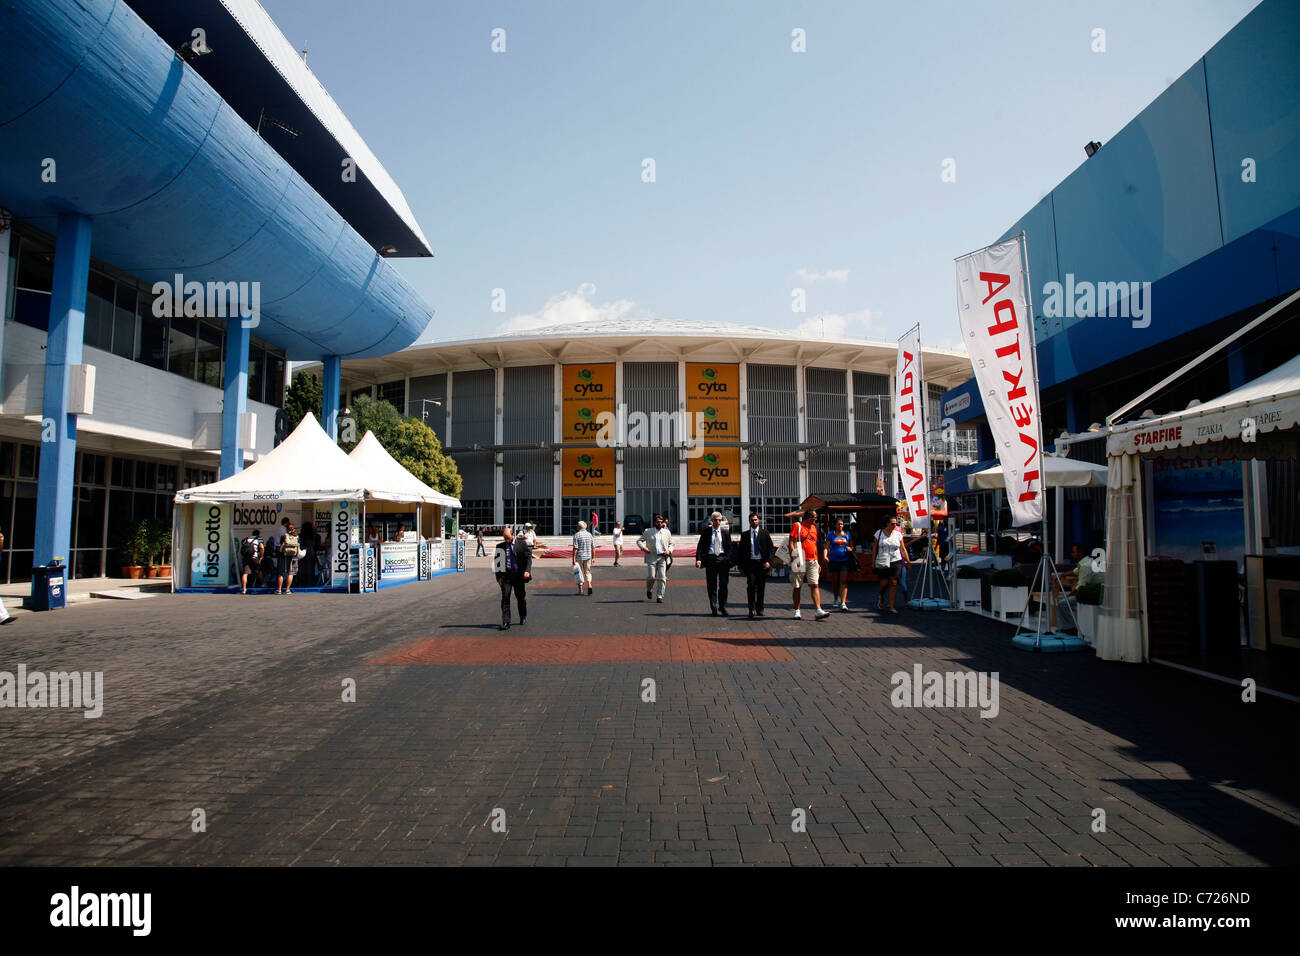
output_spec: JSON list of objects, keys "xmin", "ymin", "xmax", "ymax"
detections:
[
  {"xmin": 562, "ymin": 446, "xmax": 615, "ymax": 496},
  {"xmin": 190, "ymin": 503, "xmax": 231, "ymax": 588},
  {"xmin": 685, "ymin": 364, "xmax": 740, "ymax": 442},
  {"xmin": 687, "ymin": 446, "xmax": 741, "ymax": 495},
  {"xmin": 562, "ymin": 364, "xmax": 616, "ymax": 442},
  {"xmin": 330, "ymin": 501, "xmax": 352, "ymax": 588}
]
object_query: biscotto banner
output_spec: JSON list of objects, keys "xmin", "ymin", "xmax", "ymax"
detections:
[
  {"xmin": 955, "ymin": 237, "xmax": 1043, "ymax": 527},
  {"xmin": 562, "ymin": 446, "xmax": 615, "ymax": 497},
  {"xmin": 894, "ymin": 326, "xmax": 931, "ymax": 530}
]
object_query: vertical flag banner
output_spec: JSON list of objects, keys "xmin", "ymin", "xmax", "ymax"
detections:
[
  {"xmin": 955, "ymin": 237, "xmax": 1043, "ymax": 527},
  {"xmin": 894, "ymin": 326, "xmax": 931, "ymax": 530}
]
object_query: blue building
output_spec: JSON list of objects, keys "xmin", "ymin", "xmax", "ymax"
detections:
[
  {"xmin": 0, "ymin": 0, "xmax": 434, "ymax": 582},
  {"xmin": 943, "ymin": 0, "xmax": 1300, "ymax": 572}
]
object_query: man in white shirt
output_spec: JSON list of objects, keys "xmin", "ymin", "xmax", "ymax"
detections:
[
  {"xmin": 695, "ymin": 511, "xmax": 735, "ymax": 616},
  {"xmin": 637, "ymin": 513, "xmax": 673, "ymax": 602}
]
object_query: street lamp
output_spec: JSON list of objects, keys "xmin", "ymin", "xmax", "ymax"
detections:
[
  {"xmin": 752, "ymin": 471, "xmax": 767, "ymax": 525},
  {"xmin": 510, "ymin": 474, "xmax": 524, "ymax": 529},
  {"xmin": 415, "ymin": 398, "xmax": 442, "ymax": 423}
]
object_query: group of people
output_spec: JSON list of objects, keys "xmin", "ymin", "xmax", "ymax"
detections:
[{"xmin": 238, "ymin": 519, "xmax": 322, "ymax": 594}]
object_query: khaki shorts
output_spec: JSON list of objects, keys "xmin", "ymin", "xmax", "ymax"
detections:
[{"xmin": 790, "ymin": 559, "xmax": 820, "ymax": 588}]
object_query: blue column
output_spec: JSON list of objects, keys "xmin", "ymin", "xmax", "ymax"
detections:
[
  {"xmin": 221, "ymin": 318, "xmax": 251, "ymax": 478},
  {"xmin": 322, "ymin": 355, "xmax": 342, "ymax": 440},
  {"xmin": 34, "ymin": 213, "xmax": 92, "ymax": 571}
]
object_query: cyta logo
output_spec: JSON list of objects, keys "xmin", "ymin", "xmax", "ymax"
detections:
[
  {"xmin": 696, "ymin": 368, "xmax": 728, "ymax": 394},
  {"xmin": 573, "ymin": 368, "xmax": 604, "ymax": 396},
  {"xmin": 698, "ymin": 453, "xmax": 730, "ymax": 481},
  {"xmin": 573, "ymin": 454, "xmax": 604, "ymax": 481}
]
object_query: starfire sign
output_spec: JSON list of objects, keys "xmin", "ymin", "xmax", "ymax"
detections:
[{"xmin": 955, "ymin": 238, "xmax": 1043, "ymax": 527}]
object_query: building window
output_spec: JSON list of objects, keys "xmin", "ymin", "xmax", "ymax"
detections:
[
  {"xmin": 196, "ymin": 321, "xmax": 224, "ymax": 388},
  {"xmin": 113, "ymin": 285, "xmax": 139, "ymax": 360},
  {"xmin": 377, "ymin": 380, "xmax": 406, "ymax": 410},
  {"xmin": 687, "ymin": 497, "xmax": 741, "ymax": 533},
  {"xmin": 560, "ymin": 498, "xmax": 615, "ymax": 536},
  {"xmin": 84, "ymin": 269, "xmax": 116, "ymax": 352},
  {"xmin": 168, "ymin": 316, "xmax": 197, "ymax": 380}
]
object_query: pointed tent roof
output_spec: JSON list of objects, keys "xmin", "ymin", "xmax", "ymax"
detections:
[
  {"xmin": 348, "ymin": 431, "xmax": 462, "ymax": 508},
  {"xmin": 175, "ymin": 413, "xmax": 369, "ymax": 503}
]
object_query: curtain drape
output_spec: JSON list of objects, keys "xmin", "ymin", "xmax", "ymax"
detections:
[{"xmin": 1096, "ymin": 453, "xmax": 1147, "ymax": 662}]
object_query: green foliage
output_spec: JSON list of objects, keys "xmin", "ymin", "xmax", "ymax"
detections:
[
  {"xmin": 111, "ymin": 517, "xmax": 151, "ymax": 567},
  {"xmin": 339, "ymin": 395, "xmax": 462, "ymax": 499},
  {"xmin": 991, "ymin": 568, "xmax": 1030, "ymax": 588},
  {"xmin": 1077, "ymin": 580, "xmax": 1104, "ymax": 605},
  {"xmin": 144, "ymin": 517, "xmax": 172, "ymax": 566},
  {"xmin": 285, "ymin": 371, "xmax": 324, "ymax": 431}
]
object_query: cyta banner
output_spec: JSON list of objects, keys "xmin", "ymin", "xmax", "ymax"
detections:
[{"xmin": 955, "ymin": 237, "xmax": 1043, "ymax": 527}]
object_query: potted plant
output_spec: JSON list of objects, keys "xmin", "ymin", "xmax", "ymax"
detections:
[
  {"xmin": 147, "ymin": 517, "xmax": 173, "ymax": 578},
  {"xmin": 113, "ymin": 518, "xmax": 150, "ymax": 579},
  {"xmin": 1075, "ymin": 580, "xmax": 1103, "ymax": 644},
  {"xmin": 955, "ymin": 564, "xmax": 982, "ymax": 608},
  {"xmin": 990, "ymin": 567, "xmax": 1030, "ymax": 620}
]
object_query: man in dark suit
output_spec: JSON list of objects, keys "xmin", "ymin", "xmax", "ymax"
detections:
[
  {"xmin": 493, "ymin": 526, "xmax": 532, "ymax": 630},
  {"xmin": 737, "ymin": 512, "xmax": 775, "ymax": 619},
  {"xmin": 694, "ymin": 510, "xmax": 735, "ymax": 616}
]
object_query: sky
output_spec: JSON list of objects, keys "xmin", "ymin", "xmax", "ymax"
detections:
[{"xmin": 262, "ymin": 0, "xmax": 1261, "ymax": 353}]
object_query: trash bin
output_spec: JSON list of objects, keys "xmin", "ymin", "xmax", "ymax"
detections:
[{"xmin": 29, "ymin": 562, "xmax": 68, "ymax": 611}]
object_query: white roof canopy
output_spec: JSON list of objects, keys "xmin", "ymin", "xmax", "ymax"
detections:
[
  {"xmin": 176, "ymin": 413, "xmax": 370, "ymax": 503},
  {"xmin": 348, "ymin": 431, "xmax": 462, "ymax": 508},
  {"xmin": 1107, "ymin": 353, "xmax": 1300, "ymax": 456},
  {"xmin": 967, "ymin": 455, "xmax": 1108, "ymax": 490}
]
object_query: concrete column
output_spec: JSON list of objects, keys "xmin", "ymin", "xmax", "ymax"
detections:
[
  {"xmin": 493, "ymin": 366, "xmax": 504, "ymax": 527},
  {"xmin": 220, "ymin": 317, "xmax": 251, "ymax": 477},
  {"xmin": 0, "ymin": 217, "xmax": 11, "ymax": 399},
  {"xmin": 796, "ymin": 366, "xmax": 808, "ymax": 504},
  {"xmin": 35, "ymin": 212, "xmax": 93, "ymax": 570},
  {"xmin": 738, "ymin": 362, "xmax": 749, "ymax": 521},
  {"xmin": 321, "ymin": 354, "xmax": 342, "ymax": 439},
  {"xmin": 845, "ymin": 365, "xmax": 857, "ymax": 493},
  {"xmin": 615, "ymin": 359, "xmax": 625, "ymax": 522},
  {"xmin": 553, "ymin": 363, "xmax": 562, "ymax": 535},
  {"xmin": 678, "ymin": 360, "xmax": 688, "ymax": 535}
]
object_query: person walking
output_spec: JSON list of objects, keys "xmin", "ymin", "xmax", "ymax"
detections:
[
  {"xmin": 0, "ymin": 529, "xmax": 13, "ymax": 625},
  {"xmin": 695, "ymin": 511, "xmax": 735, "ymax": 616},
  {"xmin": 494, "ymin": 526, "xmax": 532, "ymax": 629},
  {"xmin": 612, "ymin": 521, "xmax": 624, "ymax": 566},
  {"xmin": 637, "ymin": 513, "xmax": 673, "ymax": 602},
  {"xmin": 572, "ymin": 521, "xmax": 595, "ymax": 595},
  {"xmin": 239, "ymin": 528, "xmax": 265, "ymax": 594},
  {"xmin": 475, "ymin": 526, "xmax": 486, "ymax": 557},
  {"xmin": 871, "ymin": 516, "xmax": 910, "ymax": 614},
  {"xmin": 276, "ymin": 521, "xmax": 301, "ymax": 595},
  {"xmin": 827, "ymin": 517, "xmax": 854, "ymax": 610},
  {"xmin": 789, "ymin": 509, "xmax": 830, "ymax": 620},
  {"xmin": 590, "ymin": 510, "xmax": 600, "ymax": 537},
  {"xmin": 737, "ymin": 512, "xmax": 774, "ymax": 619}
]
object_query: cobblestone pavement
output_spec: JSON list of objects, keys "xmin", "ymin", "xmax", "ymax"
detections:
[{"xmin": 0, "ymin": 559, "xmax": 1296, "ymax": 866}]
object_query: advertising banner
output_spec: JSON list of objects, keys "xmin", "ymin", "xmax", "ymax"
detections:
[
  {"xmin": 381, "ymin": 542, "xmax": 419, "ymax": 582},
  {"xmin": 562, "ymin": 364, "xmax": 616, "ymax": 442},
  {"xmin": 230, "ymin": 500, "xmax": 286, "ymax": 543},
  {"xmin": 190, "ymin": 503, "xmax": 231, "ymax": 587},
  {"xmin": 687, "ymin": 446, "xmax": 741, "ymax": 495},
  {"xmin": 955, "ymin": 237, "xmax": 1043, "ymax": 527},
  {"xmin": 685, "ymin": 363, "xmax": 740, "ymax": 443},
  {"xmin": 361, "ymin": 546, "xmax": 377, "ymax": 593},
  {"xmin": 562, "ymin": 446, "xmax": 615, "ymax": 497},
  {"xmin": 894, "ymin": 326, "xmax": 931, "ymax": 530},
  {"xmin": 419, "ymin": 541, "xmax": 431, "ymax": 580},
  {"xmin": 1150, "ymin": 457, "xmax": 1245, "ymax": 570},
  {"xmin": 330, "ymin": 501, "xmax": 352, "ymax": 588}
]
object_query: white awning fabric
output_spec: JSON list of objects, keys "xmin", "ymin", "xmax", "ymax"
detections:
[
  {"xmin": 967, "ymin": 455, "xmax": 1108, "ymax": 490},
  {"xmin": 175, "ymin": 413, "xmax": 368, "ymax": 503},
  {"xmin": 348, "ymin": 431, "xmax": 462, "ymax": 509},
  {"xmin": 1107, "ymin": 354, "xmax": 1300, "ymax": 457}
]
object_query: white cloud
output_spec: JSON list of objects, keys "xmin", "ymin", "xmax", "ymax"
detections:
[
  {"xmin": 795, "ymin": 267, "xmax": 850, "ymax": 283},
  {"xmin": 495, "ymin": 282, "xmax": 647, "ymax": 333},
  {"xmin": 791, "ymin": 309, "xmax": 880, "ymax": 338}
]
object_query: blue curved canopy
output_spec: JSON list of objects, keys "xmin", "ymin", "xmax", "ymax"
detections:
[{"xmin": 0, "ymin": 0, "xmax": 433, "ymax": 360}]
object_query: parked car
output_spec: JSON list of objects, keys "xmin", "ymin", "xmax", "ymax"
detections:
[{"xmin": 623, "ymin": 514, "xmax": 646, "ymax": 534}]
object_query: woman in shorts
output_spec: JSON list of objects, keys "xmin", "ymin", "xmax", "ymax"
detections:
[
  {"xmin": 872, "ymin": 516, "xmax": 910, "ymax": 614},
  {"xmin": 827, "ymin": 517, "xmax": 853, "ymax": 610}
]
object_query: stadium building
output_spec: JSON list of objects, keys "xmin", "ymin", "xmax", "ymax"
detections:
[
  {"xmin": 331, "ymin": 319, "xmax": 974, "ymax": 535},
  {"xmin": 0, "ymin": 0, "xmax": 434, "ymax": 582}
]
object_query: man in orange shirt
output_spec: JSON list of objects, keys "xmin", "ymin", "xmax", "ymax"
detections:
[{"xmin": 789, "ymin": 510, "xmax": 830, "ymax": 620}]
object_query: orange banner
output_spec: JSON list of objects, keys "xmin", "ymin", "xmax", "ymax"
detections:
[
  {"xmin": 685, "ymin": 363, "xmax": 739, "ymax": 401},
  {"xmin": 562, "ymin": 364, "xmax": 616, "ymax": 442},
  {"xmin": 562, "ymin": 447, "xmax": 615, "ymax": 497},
  {"xmin": 687, "ymin": 446, "xmax": 741, "ymax": 495},
  {"xmin": 685, "ymin": 363, "xmax": 740, "ymax": 443}
]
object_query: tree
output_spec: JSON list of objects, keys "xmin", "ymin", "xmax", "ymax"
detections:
[
  {"xmin": 340, "ymin": 395, "xmax": 462, "ymax": 498},
  {"xmin": 284, "ymin": 370, "xmax": 324, "ymax": 430}
]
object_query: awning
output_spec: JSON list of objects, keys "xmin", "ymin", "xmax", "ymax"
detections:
[
  {"xmin": 1107, "ymin": 353, "xmax": 1300, "ymax": 458},
  {"xmin": 348, "ymin": 431, "xmax": 462, "ymax": 508},
  {"xmin": 967, "ymin": 455, "xmax": 1108, "ymax": 490}
]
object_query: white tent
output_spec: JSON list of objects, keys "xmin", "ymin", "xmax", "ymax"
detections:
[
  {"xmin": 347, "ymin": 431, "xmax": 462, "ymax": 508},
  {"xmin": 176, "ymin": 412, "xmax": 368, "ymax": 503},
  {"xmin": 1099, "ymin": 353, "xmax": 1300, "ymax": 663},
  {"xmin": 967, "ymin": 455, "xmax": 1108, "ymax": 490}
]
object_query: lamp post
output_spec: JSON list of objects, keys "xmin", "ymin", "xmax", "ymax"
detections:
[
  {"xmin": 510, "ymin": 474, "xmax": 524, "ymax": 529},
  {"xmin": 415, "ymin": 398, "xmax": 442, "ymax": 423},
  {"xmin": 753, "ymin": 472, "xmax": 767, "ymax": 525}
]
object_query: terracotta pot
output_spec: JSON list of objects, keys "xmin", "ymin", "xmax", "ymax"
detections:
[
  {"xmin": 150, "ymin": 566, "xmax": 171, "ymax": 578},
  {"xmin": 122, "ymin": 566, "xmax": 144, "ymax": 579}
]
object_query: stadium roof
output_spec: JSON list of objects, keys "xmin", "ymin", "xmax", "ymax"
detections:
[
  {"xmin": 327, "ymin": 319, "xmax": 973, "ymax": 388},
  {"xmin": 127, "ymin": 0, "xmax": 432, "ymax": 258}
]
